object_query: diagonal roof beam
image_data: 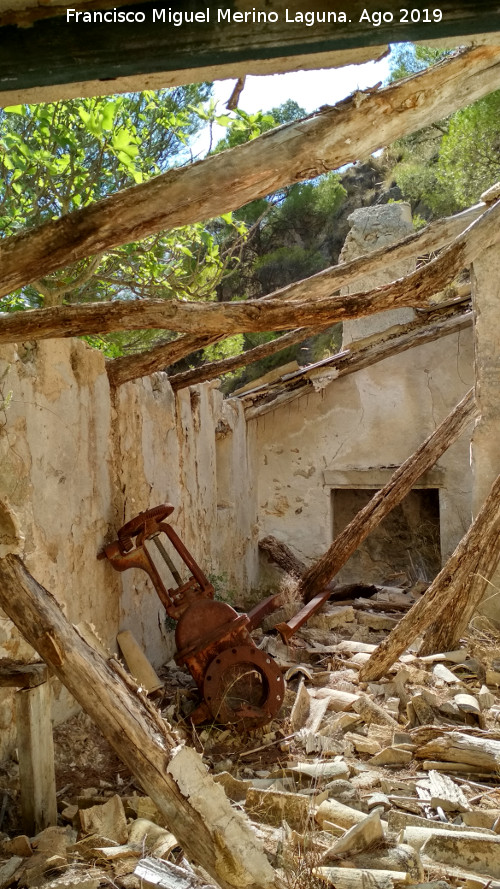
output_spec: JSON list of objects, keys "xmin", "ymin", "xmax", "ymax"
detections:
[
  {"xmin": 0, "ymin": 197, "xmax": 499, "ymax": 345},
  {"xmin": 2, "ymin": 45, "xmax": 500, "ymax": 301}
]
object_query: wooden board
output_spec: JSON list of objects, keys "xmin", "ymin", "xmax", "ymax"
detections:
[
  {"xmin": 1, "ymin": 1, "xmax": 500, "ymax": 103},
  {"xmin": 15, "ymin": 683, "xmax": 57, "ymax": 835}
]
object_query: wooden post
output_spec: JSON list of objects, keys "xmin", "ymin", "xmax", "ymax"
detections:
[
  {"xmin": 358, "ymin": 472, "xmax": 500, "ymax": 682},
  {"xmin": 16, "ymin": 682, "xmax": 57, "ymax": 835},
  {"xmin": 0, "ymin": 662, "xmax": 57, "ymax": 835},
  {"xmin": 0, "ymin": 556, "xmax": 278, "ymax": 889},
  {"xmin": 298, "ymin": 389, "xmax": 477, "ymax": 602}
]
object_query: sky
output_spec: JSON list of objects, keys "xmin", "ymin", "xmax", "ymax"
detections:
[
  {"xmin": 212, "ymin": 53, "xmax": 393, "ymax": 115},
  {"xmin": 194, "ymin": 50, "xmax": 393, "ymax": 154}
]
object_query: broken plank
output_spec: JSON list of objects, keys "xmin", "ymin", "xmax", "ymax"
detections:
[
  {"xmin": 134, "ymin": 856, "xmax": 213, "ymax": 889},
  {"xmin": 2, "ymin": 46, "xmax": 500, "ymax": 300},
  {"xmin": 314, "ymin": 866, "xmax": 409, "ymax": 888},
  {"xmin": 427, "ymin": 770, "xmax": 471, "ymax": 812},
  {"xmin": 15, "ymin": 681, "xmax": 57, "ymax": 835},
  {"xmin": 0, "ymin": 555, "xmax": 279, "ymax": 889}
]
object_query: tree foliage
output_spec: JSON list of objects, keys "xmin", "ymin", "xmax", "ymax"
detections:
[
  {"xmin": 0, "ymin": 86, "xmax": 247, "ymax": 354},
  {"xmin": 386, "ymin": 44, "xmax": 500, "ymax": 218},
  {"xmin": 438, "ymin": 91, "xmax": 500, "ymax": 206}
]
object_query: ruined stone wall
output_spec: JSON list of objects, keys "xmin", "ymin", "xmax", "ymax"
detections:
[
  {"xmin": 0, "ymin": 339, "xmax": 255, "ymax": 758},
  {"xmin": 253, "ymin": 205, "xmax": 474, "ymax": 589},
  {"xmin": 253, "ymin": 338, "xmax": 474, "ymax": 587},
  {"xmin": 471, "ymin": 243, "xmax": 500, "ymax": 623}
]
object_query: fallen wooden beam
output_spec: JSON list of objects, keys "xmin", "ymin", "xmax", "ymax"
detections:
[
  {"xmin": 109, "ymin": 202, "xmax": 481, "ymax": 387},
  {"xmin": 258, "ymin": 534, "xmax": 307, "ymax": 579},
  {"xmin": 2, "ymin": 46, "xmax": 500, "ymax": 299},
  {"xmin": 359, "ymin": 471, "xmax": 500, "ymax": 681},
  {"xmin": 419, "ymin": 480, "xmax": 500, "ymax": 654},
  {"xmin": 0, "ymin": 554, "xmax": 279, "ymax": 889},
  {"xmin": 244, "ymin": 309, "xmax": 473, "ymax": 419},
  {"xmin": 414, "ymin": 731, "xmax": 500, "ymax": 771},
  {"xmin": 106, "ymin": 332, "xmax": 225, "ymax": 388},
  {"xmin": 1, "ymin": 196, "xmax": 498, "ymax": 345},
  {"xmin": 296, "ymin": 389, "xmax": 477, "ymax": 604}
]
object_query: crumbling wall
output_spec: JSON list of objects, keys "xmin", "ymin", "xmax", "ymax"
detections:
[
  {"xmin": 253, "ymin": 205, "xmax": 474, "ymax": 588},
  {"xmin": 0, "ymin": 339, "xmax": 118, "ymax": 757},
  {"xmin": 0, "ymin": 339, "xmax": 254, "ymax": 757},
  {"xmin": 470, "ymin": 243, "xmax": 500, "ymax": 624}
]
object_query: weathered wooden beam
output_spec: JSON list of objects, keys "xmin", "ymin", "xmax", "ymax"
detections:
[
  {"xmin": 264, "ymin": 205, "xmax": 483, "ymax": 307},
  {"xmin": 168, "ymin": 327, "xmax": 318, "ymax": 391},
  {"xmin": 106, "ymin": 332, "xmax": 225, "ymax": 388},
  {"xmin": 107, "ymin": 201, "xmax": 482, "ymax": 387},
  {"xmin": 2, "ymin": 46, "xmax": 500, "ymax": 300},
  {"xmin": 16, "ymin": 680, "xmax": 58, "ymax": 835},
  {"xmin": 1, "ymin": 197, "xmax": 496, "ymax": 345},
  {"xmin": 0, "ymin": 555, "xmax": 279, "ymax": 889},
  {"xmin": 243, "ymin": 309, "xmax": 473, "ymax": 419},
  {"xmin": 359, "ymin": 472, "xmax": 500, "ymax": 681},
  {"xmin": 297, "ymin": 389, "xmax": 477, "ymax": 602},
  {"xmin": 2, "ymin": 1, "xmax": 500, "ymax": 104},
  {"xmin": 419, "ymin": 495, "xmax": 500, "ymax": 655}
]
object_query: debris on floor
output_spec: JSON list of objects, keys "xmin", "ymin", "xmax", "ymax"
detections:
[{"xmin": 2, "ymin": 585, "xmax": 500, "ymax": 889}]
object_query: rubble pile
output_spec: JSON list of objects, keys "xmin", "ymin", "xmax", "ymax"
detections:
[{"xmin": 1, "ymin": 585, "xmax": 500, "ymax": 889}]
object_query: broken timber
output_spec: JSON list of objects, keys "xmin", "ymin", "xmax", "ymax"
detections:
[
  {"xmin": 108, "ymin": 202, "xmax": 482, "ymax": 387},
  {"xmin": 359, "ymin": 471, "xmax": 500, "ymax": 681},
  {"xmin": 2, "ymin": 46, "xmax": 500, "ymax": 300},
  {"xmin": 0, "ymin": 661, "xmax": 57, "ymax": 835},
  {"xmin": 243, "ymin": 309, "xmax": 473, "ymax": 419},
  {"xmin": 168, "ymin": 327, "xmax": 318, "ymax": 392},
  {"xmin": 295, "ymin": 389, "xmax": 477, "ymax": 606},
  {"xmin": 106, "ymin": 331, "xmax": 225, "ymax": 388},
  {"xmin": 259, "ymin": 535, "xmax": 307, "ymax": 579},
  {"xmin": 1, "ymin": 198, "xmax": 499, "ymax": 345},
  {"xmin": 108, "ymin": 202, "xmax": 481, "ymax": 387},
  {"xmin": 0, "ymin": 555, "xmax": 279, "ymax": 889}
]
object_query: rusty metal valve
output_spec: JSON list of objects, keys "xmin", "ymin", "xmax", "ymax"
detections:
[{"xmin": 99, "ymin": 504, "xmax": 284, "ymax": 728}]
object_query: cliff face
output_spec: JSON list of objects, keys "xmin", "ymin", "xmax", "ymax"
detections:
[{"xmin": 325, "ymin": 160, "xmax": 403, "ymax": 266}]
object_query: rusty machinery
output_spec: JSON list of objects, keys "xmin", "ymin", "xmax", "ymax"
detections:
[{"xmin": 98, "ymin": 504, "xmax": 284, "ymax": 728}]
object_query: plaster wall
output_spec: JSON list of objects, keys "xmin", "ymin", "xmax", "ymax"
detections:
[
  {"xmin": 471, "ymin": 244, "xmax": 500, "ymax": 622},
  {"xmin": 0, "ymin": 339, "xmax": 254, "ymax": 758},
  {"xmin": 252, "ymin": 205, "xmax": 474, "ymax": 589},
  {"xmin": 253, "ymin": 336, "xmax": 474, "ymax": 588}
]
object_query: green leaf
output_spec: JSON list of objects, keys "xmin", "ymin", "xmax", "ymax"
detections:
[
  {"xmin": 78, "ymin": 107, "xmax": 91, "ymax": 125},
  {"xmin": 3, "ymin": 105, "xmax": 24, "ymax": 115},
  {"xmin": 100, "ymin": 101, "xmax": 117, "ymax": 131}
]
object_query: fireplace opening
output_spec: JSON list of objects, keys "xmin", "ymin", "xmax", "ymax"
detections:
[{"xmin": 331, "ymin": 487, "xmax": 441, "ymax": 588}]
